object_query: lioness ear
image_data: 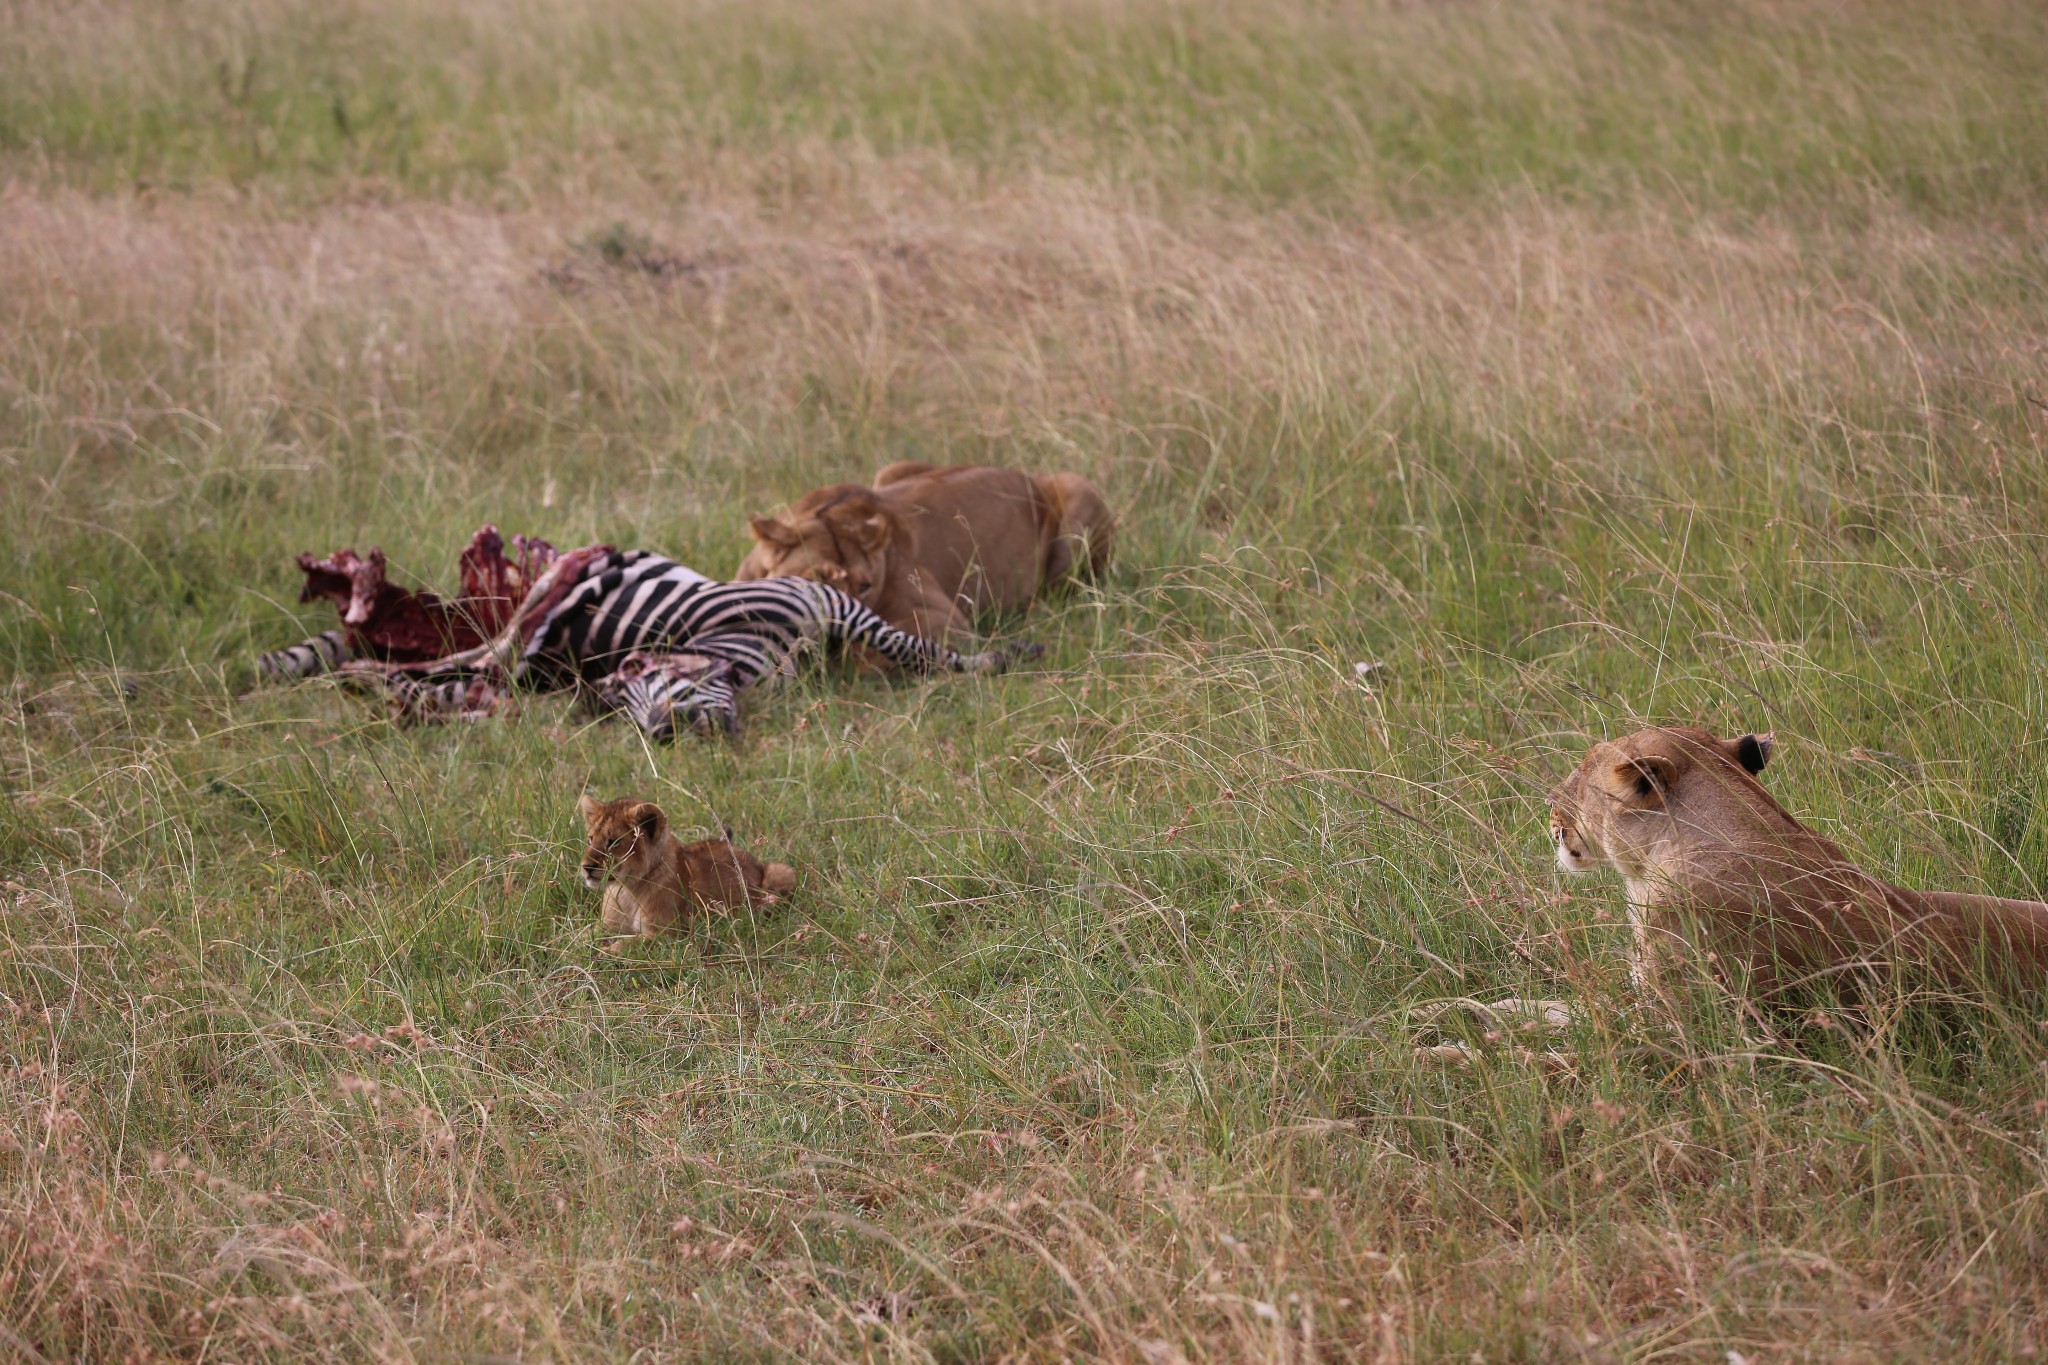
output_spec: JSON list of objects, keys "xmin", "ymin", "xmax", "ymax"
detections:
[
  {"xmin": 854, "ymin": 514, "xmax": 891, "ymax": 550},
  {"xmin": 577, "ymin": 794, "xmax": 601, "ymax": 823},
  {"xmin": 631, "ymin": 802, "xmax": 667, "ymax": 840},
  {"xmin": 1610, "ymin": 754, "xmax": 1680, "ymax": 809},
  {"xmin": 749, "ymin": 515, "xmax": 800, "ymax": 550},
  {"xmin": 826, "ymin": 509, "xmax": 892, "ymax": 552},
  {"xmin": 1734, "ymin": 732, "xmax": 1773, "ymax": 775}
]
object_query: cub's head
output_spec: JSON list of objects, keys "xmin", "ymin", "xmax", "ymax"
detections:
[
  {"xmin": 577, "ymin": 795, "xmax": 669, "ymax": 888},
  {"xmin": 1549, "ymin": 726, "xmax": 1772, "ymax": 879},
  {"xmin": 737, "ymin": 486, "xmax": 899, "ymax": 602}
]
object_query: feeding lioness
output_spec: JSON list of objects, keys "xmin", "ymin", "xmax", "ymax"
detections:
[
  {"xmin": 736, "ymin": 462, "xmax": 1114, "ymax": 641},
  {"xmin": 578, "ymin": 796, "xmax": 796, "ymax": 938},
  {"xmin": 1551, "ymin": 725, "xmax": 2048, "ymax": 996}
]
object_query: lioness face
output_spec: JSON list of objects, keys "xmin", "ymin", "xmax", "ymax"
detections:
[
  {"xmin": 1549, "ymin": 743, "xmax": 1670, "ymax": 879},
  {"xmin": 1548, "ymin": 750, "xmax": 1652, "ymax": 879},
  {"xmin": 739, "ymin": 491, "xmax": 895, "ymax": 604},
  {"xmin": 1550, "ymin": 808, "xmax": 1595, "ymax": 874},
  {"xmin": 743, "ymin": 523, "xmax": 883, "ymax": 598},
  {"xmin": 578, "ymin": 795, "xmax": 667, "ymax": 888},
  {"xmin": 1549, "ymin": 728, "xmax": 1772, "ymax": 880}
]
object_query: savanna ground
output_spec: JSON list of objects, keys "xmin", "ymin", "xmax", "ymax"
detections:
[{"xmin": 5, "ymin": 1, "xmax": 2048, "ymax": 1359}]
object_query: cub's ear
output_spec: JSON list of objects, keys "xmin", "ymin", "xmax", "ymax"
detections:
[
  {"xmin": 577, "ymin": 794, "xmax": 601, "ymax": 822},
  {"xmin": 630, "ymin": 802, "xmax": 668, "ymax": 840},
  {"xmin": 1609, "ymin": 753, "xmax": 1680, "ymax": 809},
  {"xmin": 749, "ymin": 514, "xmax": 800, "ymax": 549},
  {"xmin": 1733, "ymin": 732, "xmax": 1774, "ymax": 775}
]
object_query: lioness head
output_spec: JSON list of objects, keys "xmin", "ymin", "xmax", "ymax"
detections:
[
  {"xmin": 1549, "ymin": 726, "xmax": 1773, "ymax": 879},
  {"xmin": 738, "ymin": 486, "xmax": 899, "ymax": 601},
  {"xmin": 578, "ymin": 794, "xmax": 668, "ymax": 889}
]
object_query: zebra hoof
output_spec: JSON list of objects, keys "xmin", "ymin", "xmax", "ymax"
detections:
[
  {"xmin": 968, "ymin": 641, "xmax": 1040, "ymax": 675},
  {"xmin": 685, "ymin": 710, "xmax": 740, "ymax": 741}
]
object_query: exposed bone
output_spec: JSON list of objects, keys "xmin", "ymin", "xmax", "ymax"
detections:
[
  {"xmin": 1415, "ymin": 997, "xmax": 1579, "ymax": 1031},
  {"xmin": 337, "ymin": 542, "xmax": 617, "ymax": 682},
  {"xmin": 457, "ymin": 525, "xmax": 557, "ymax": 637},
  {"xmin": 295, "ymin": 523, "xmax": 560, "ymax": 665}
]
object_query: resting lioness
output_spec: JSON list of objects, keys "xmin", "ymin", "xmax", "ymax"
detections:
[
  {"xmin": 578, "ymin": 796, "xmax": 796, "ymax": 938},
  {"xmin": 1551, "ymin": 725, "xmax": 2048, "ymax": 996},
  {"xmin": 735, "ymin": 462, "xmax": 1114, "ymax": 641}
]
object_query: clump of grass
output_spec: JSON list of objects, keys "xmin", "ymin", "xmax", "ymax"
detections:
[
  {"xmin": 5, "ymin": 1, "xmax": 2048, "ymax": 1360},
  {"xmin": 585, "ymin": 220, "xmax": 654, "ymax": 267}
]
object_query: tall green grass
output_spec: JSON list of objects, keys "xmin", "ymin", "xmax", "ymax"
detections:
[
  {"xmin": 4, "ymin": 0, "xmax": 2047, "ymax": 214},
  {"xmin": 4, "ymin": 1, "xmax": 2048, "ymax": 1359}
]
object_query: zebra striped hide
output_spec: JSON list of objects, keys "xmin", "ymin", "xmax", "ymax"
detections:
[{"xmin": 255, "ymin": 548, "xmax": 1028, "ymax": 740}]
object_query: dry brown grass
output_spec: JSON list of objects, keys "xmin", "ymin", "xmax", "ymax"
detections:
[{"xmin": 8, "ymin": 175, "xmax": 2036, "ymax": 473}]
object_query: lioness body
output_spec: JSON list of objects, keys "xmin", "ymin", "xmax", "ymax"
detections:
[
  {"xmin": 736, "ymin": 462, "xmax": 1113, "ymax": 641},
  {"xmin": 578, "ymin": 796, "xmax": 795, "ymax": 937},
  {"xmin": 1550, "ymin": 725, "xmax": 2048, "ymax": 995}
]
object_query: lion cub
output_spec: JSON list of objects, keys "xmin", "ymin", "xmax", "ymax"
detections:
[{"xmin": 577, "ymin": 795, "xmax": 796, "ymax": 938}]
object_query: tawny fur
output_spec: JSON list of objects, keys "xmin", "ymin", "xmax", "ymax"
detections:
[
  {"xmin": 578, "ymin": 795, "xmax": 796, "ymax": 938},
  {"xmin": 735, "ymin": 462, "xmax": 1114, "ymax": 642},
  {"xmin": 1550, "ymin": 725, "xmax": 2048, "ymax": 996}
]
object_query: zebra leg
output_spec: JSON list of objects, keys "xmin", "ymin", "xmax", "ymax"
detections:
[
  {"xmin": 809, "ymin": 581, "xmax": 1041, "ymax": 676},
  {"xmin": 385, "ymin": 671, "xmax": 506, "ymax": 725},
  {"xmin": 811, "ymin": 586, "xmax": 985, "ymax": 673},
  {"xmin": 256, "ymin": 629, "xmax": 354, "ymax": 682}
]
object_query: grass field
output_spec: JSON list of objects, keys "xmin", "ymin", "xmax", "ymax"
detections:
[{"xmin": 6, "ymin": 1, "xmax": 2048, "ymax": 1359}]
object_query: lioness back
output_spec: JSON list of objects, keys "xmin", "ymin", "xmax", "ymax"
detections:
[{"xmin": 737, "ymin": 463, "xmax": 1113, "ymax": 641}]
